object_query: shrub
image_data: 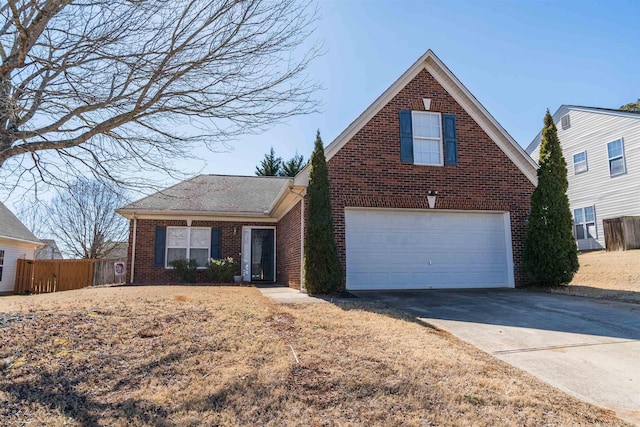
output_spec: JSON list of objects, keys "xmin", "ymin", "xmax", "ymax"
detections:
[
  {"xmin": 170, "ymin": 258, "xmax": 198, "ymax": 283},
  {"xmin": 206, "ymin": 257, "xmax": 240, "ymax": 283}
]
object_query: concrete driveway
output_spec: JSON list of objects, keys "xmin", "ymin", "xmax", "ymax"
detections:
[{"xmin": 351, "ymin": 289, "xmax": 640, "ymax": 425}]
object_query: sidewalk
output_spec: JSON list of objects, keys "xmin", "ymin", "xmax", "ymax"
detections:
[{"xmin": 256, "ymin": 285, "xmax": 328, "ymax": 304}]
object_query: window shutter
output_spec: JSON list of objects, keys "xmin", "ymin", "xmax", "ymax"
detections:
[
  {"xmin": 154, "ymin": 226, "xmax": 166, "ymax": 267},
  {"xmin": 399, "ymin": 110, "xmax": 413, "ymax": 163},
  {"xmin": 211, "ymin": 228, "xmax": 222, "ymax": 259},
  {"xmin": 443, "ymin": 114, "xmax": 458, "ymax": 166}
]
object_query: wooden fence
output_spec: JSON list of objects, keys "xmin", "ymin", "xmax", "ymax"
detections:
[
  {"xmin": 14, "ymin": 258, "xmax": 126, "ymax": 295},
  {"xmin": 603, "ymin": 216, "xmax": 640, "ymax": 251}
]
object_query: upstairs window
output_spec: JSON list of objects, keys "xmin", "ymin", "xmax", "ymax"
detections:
[
  {"xmin": 574, "ymin": 206, "xmax": 596, "ymax": 240},
  {"xmin": 412, "ymin": 111, "xmax": 442, "ymax": 166},
  {"xmin": 573, "ymin": 151, "xmax": 588, "ymax": 174},
  {"xmin": 607, "ymin": 139, "xmax": 626, "ymax": 177},
  {"xmin": 561, "ymin": 114, "xmax": 571, "ymax": 129},
  {"xmin": 399, "ymin": 110, "xmax": 457, "ymax": 166}
]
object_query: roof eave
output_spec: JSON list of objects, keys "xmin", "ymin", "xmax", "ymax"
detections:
[
  {"xmin": 0, "ymin": 235, "xmax": 43, "ymax": 246},
  {"xmin": 115, "ymin": 208, "xmax": 274, "ymax": 220}
]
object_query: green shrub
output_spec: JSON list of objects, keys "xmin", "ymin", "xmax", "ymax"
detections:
[
  {"xmin": 170, "ymin": 258, "xmax": 198, "ymax": 283},
  {"xmin": 206, "ymin": 257, "xmax": 240, "ymax": 283}
]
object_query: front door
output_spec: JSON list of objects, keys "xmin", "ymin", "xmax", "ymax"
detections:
[{"xmin": 250, "ymin": 229, "xmax": 274, "ymax": 281}]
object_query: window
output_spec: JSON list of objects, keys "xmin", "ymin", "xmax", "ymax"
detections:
[
  {"xmin": 166, "ymin": 227, "xmax": 210, "ymax": 268},
  {"xmin": 561, "ymin": 114, "xmax": 571, "ymax": 129},
  {"xmin": 0, "ymin": 249, "xmax": 4, "ymax": 281},
  {"xmin": 574, "ymin": 206, "xmax": 596, "ymax": 240},
  {"xmin": 573, "ymin": 151, "xmax": 588, "ymax": 174},
  {"xmin": 412, "ymin": 111, "xmax": 442, "ymax": 166},
  {"xmin": 607, "ymin": 139, "xmax": 626, "ymax": 176}
]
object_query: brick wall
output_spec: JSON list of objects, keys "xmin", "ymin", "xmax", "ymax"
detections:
[
  {"xmin": 326, "ymin": 68, "xmax": 535, "ymax": 287},
  {"xmin": 276, "ymin": 200, "xmax": 302, "ymax": 289},
  {"xmin": 128, "ymin": 219, "xmax": 274, "ymax": 284}
]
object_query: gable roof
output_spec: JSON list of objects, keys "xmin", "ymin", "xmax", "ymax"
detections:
[
  {"xmin": 526, "ymin": 105, "xmax": 640, "ymax": 154},
  {"xmin": 0, "ymin": 202, "xmax": 41, "ymax": 245},
  {"xmin": 117, "ymin": 175, "xmax": 293, "ymax": 218},
  {"xmin": 294, "ymin": 49, "xmax": 538, "ymax": 186}
]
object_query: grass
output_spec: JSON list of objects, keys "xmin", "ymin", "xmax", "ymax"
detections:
[
  {"xmin": 0, "ymin": 286, "xmax": 628, "ymax": 426},
  {"xmin": 545, "ymin": 250, "xmax": 640, "ymax": 303}
]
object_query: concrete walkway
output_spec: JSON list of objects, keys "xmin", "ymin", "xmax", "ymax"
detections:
[
  {"xmin": 352, "ymin": 289, "xmax": 640, "ymax": 426},
  {"xmin": 256, "ymin": 285, "xmax": 328, "ymax": 304}
]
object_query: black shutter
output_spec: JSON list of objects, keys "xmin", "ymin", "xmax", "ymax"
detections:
[
  {"xmin": 154, "ymin": 226, "xmax": 166, "ymax": 267},
  {"xmin": 211, "ymin": 228, "xmax": 222, "ymax": 259},
  {"xmin": 443, "ymin": 113, "xmax": 458, "ymax": 166},
  {"xmin": 399, "ymin": 110, "xmax": 414, "ymax": 163}
]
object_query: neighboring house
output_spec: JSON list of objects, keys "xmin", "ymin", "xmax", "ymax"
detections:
[
  {"xmin": 526, "ymin": 105, "xmax": 640, "ymax": 251},
  {"xmin": 0, "ymin": 202, "xmax": 42, "ymax": 293},
  {"xmin": 35, "ymin": 239, "xmax": 64, "ymax": 260},
  {"xmin": 117, "ymin": 50, "xmax": 537, "ymax": 290},
  {"xmin": 103, "ymin": 241, "xmax": 129, "ymax": 259}
]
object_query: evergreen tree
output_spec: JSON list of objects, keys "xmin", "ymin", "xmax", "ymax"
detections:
[
  {"xmin": 523, "ymin": 110, "xmax": 579, "ymax": 285},
  {"xmin": 255, "ymin": 147, "xmax": 282, "ymax": 176},
  {"xmin": 620, "ymin": 98, "xmax": 640, "ymax": 113},
  {"xmin": 280, "ymin": 152, "xmax": 306, "ymax": 177},
  {"xmin": 304, "ymin": 131, "xmax": 342, "ymax": 294}
]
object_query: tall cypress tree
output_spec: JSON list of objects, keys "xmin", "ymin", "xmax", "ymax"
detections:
[
  {"xmin": 523, "ymin": 110, "xmax": 579, "ymax": 285},
  {"xmin": 304, "ymin": 130, "xmax": 342, "ymax": 294}
]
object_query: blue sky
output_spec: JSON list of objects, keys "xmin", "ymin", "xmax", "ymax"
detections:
[
  {"xmin": 193, "ymin": 0, "xmax": 639, "ymax": 178},
  {"xmin": 4, "ymin": 0, "xmax": 639, "ymax": 212}
]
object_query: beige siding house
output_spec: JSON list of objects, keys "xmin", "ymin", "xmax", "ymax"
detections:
[
  {"xmin": 527, "ymin": 105, "xmax": 640, "ymax": 251},
  {"xmin": 0, "ymin": 202, "xmax": 42, "ymax": 293}
]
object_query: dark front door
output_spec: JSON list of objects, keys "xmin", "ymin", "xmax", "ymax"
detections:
[{"xmin": 251, "ymin": 229, "xmax": 274, "ymax": 281}]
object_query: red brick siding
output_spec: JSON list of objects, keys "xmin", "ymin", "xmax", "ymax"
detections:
[
  {"xmin": 325, "ymin": 68, "xmax": 534, "ymax": 287},
  {"xmin": 276, "ymin": 200, "xmax": 302, "ymax": 289},
  {"xmin": 128, "ymin": 219, "xmax": 273, "ymax": 284}
]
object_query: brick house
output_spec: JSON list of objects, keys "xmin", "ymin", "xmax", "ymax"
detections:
[{"xmin": 117, "ymin": 50, "xmax": 537, "ymax": 290}]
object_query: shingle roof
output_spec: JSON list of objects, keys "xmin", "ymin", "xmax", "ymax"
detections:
[
  {"xmin": 0, "ymin": 202, "xmax": 41, "ymax": 244},
  {"xmin": 119, "ymin": 175, "xmax": 292, "ymax": 214}
]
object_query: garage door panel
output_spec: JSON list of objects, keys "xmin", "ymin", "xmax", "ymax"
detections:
[{"xmin": 345, "ymin": 209, "xmax": 512, "ymax": 290}]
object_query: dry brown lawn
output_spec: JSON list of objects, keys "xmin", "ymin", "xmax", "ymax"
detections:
[
  {"xmin": 547, "ymin": 250, "xmax": 640, "ymax": 303},
  {"xmin": 0, "ymin": 286, "xmax": 629, "ymax": 426}
]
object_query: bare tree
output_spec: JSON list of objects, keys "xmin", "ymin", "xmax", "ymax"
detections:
[
  {"xmin": 42, "ymin": 178, "xmax": 129, "ymax": 258},
  {"xmin": 0, "ymin": 0, "xmax": 320, "ymax": 194}
]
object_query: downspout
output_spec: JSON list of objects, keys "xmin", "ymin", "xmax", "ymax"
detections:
[{"xmin": 130, "ymin": 214, "xmax": 137, "ymax": 284}]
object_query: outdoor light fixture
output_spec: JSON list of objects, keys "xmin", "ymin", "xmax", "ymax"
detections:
[{"xmin": 427, "ymin": 190, "xmax": 438, "ymax": 209}]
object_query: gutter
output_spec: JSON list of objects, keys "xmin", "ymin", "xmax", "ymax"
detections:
[
  {"xmin": 115, "ymin": 208, "xmax": 274, "ymax": 219},
  {"xmin": 0, "ymin": 236, "xmax": 45, "ymax": 247}
]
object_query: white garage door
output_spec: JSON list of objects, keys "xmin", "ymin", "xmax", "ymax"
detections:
[{"xmin": 345, "ymin": 209, "xmax": 513, "ymax": 290}]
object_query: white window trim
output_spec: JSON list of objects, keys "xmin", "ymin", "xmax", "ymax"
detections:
[
  {"xmin": 607, "ymin": 138, "xmax": 626, "ymax": 177},
  {"xmin": 573, "ymin": 151, "xmax": 588, "ymax": 175},
  {"xmin": 412, "ymin": 111, "xmax": 443, "ymax": 166},
  {"xmin": 574, "ymin": 206, "xmax": 597, "ymax": 240},
  {"xmin": 165, "ymin": 226, "xmax": 210, "ymax": 269}
]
